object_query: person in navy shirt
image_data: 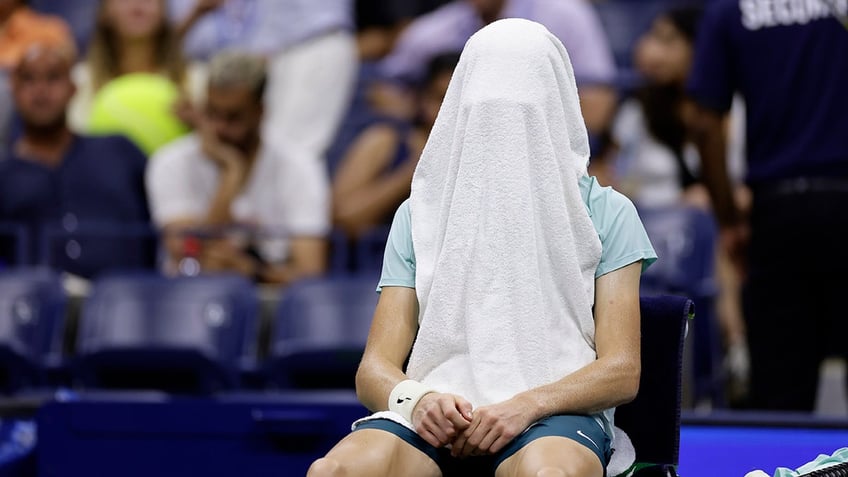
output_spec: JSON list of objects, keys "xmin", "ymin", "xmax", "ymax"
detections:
[
  {"xmin": 0, "ymin": 42, "xmax": 153, "ymax": 278},
  {"xmin": 687, "ymin": 0, "xmax": 848, "ymax": 411}
]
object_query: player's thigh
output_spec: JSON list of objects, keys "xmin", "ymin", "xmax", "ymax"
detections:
[
  {"xmin": 495, "ymin": 436, "xmax": 603, "ymax": 477},
  {"xmin": 307, "ymin": 429, "xmax": 441, "ymax": 477}
]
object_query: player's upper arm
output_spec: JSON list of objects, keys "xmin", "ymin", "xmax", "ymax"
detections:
[
  {"xmin": 361, "ymin": 286, "xmax": 419, "ymax": 370},
  {"xmin": 593, "ymin": 261, "xmax": 642, "ymax": 380}
]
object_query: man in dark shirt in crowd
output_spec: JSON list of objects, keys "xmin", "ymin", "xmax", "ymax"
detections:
[
  {"xmin": 0, "ymin": 42, "xmax": 152, "ymax": 278},
  {"xmin": 687, "ymin": 0, "xmax": 848, "ymax": 411}
]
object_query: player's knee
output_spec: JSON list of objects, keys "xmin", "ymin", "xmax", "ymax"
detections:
[
  {"xmin": 534, "ymin": 467, "xmax": 566, "ymax": 477},
  {"xmin": 515, "ymin": 462, "xmax": 586, "ymax": 477},
  {"xmin": 307, "ymin": 457, "xmax": 345, "ymax": 477}
]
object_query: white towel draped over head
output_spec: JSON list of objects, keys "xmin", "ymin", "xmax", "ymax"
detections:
[{"xmin": 408, "ymin": 18, "xmax": 603, "ymax": 407}]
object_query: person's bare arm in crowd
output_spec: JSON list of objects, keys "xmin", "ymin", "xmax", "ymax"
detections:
[
  {"xmin": 579, "ymin": 85, "xmax": 618, "ymax": 136},
  {"xmin": 452, "ymin": 261, "xmax": 642, "ymax": 457},
  {"xmin": 332, "ymin": 125, "xmax": 418, "ymax": 237},
  {"xmin": 367, "ymin": 83, "xmax": 417, "ymax": 121},
  {"xmin": 687, "ymin": 103, "xmax": 748, "ymax": 274},
  {"xmin": 357, "ymin": 287, "xmax": 473, "ymax": 448},
  {"xmin": 259, "ymin": 237, "xmax": 327, "ymax": 285},
  {"xmin": 688, "ymin": 104, "xmax": 738, "ymax": 227}
]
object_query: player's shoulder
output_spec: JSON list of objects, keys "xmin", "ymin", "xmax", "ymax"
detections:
[{"xmin": 582, "ymin": 176, "xmax": 637, "ymax": 219}]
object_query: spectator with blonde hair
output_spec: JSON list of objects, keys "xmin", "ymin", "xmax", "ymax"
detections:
[{"xmin": 68, "ymin": 0, "xmax": 205, "ymax": 154}]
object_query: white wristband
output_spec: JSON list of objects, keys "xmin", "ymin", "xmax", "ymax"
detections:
[{"xmin": 388, "ymin": 379, "xmax": 435, "ymax": 423}]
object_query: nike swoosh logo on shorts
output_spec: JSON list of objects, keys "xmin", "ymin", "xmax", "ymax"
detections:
[{"xmin": 576, "ymin": 430, "xmax": 600, "ymax": 450}]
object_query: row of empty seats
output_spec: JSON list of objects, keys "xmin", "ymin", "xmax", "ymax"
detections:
[
  {"xmin": 0, "ymin": 206, "xmax": 721, "ymax": 402},
  {"xmin": 0, "ymin": 221, "xmax": 390, "ymax": 275},
  {"xmin": 0, "ymin": 269, "xmax": 379, "ymax": 395}
]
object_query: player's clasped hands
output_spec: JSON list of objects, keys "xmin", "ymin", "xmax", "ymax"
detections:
[{"xmin": 411, "ymin": 393, "xmax": 535, "ymax": 458}]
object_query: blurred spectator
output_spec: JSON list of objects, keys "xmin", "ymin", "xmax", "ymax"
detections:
[
  {"xmin": 614, "ymin": 5, "xmax": 709, "ymax": 209},
  {"xmin": 0, "ymin": 43, "xmax": 153, "ymax": 278},
  {"xmin": 0, "ymin": 0, "xmax": 74, "ymax": 158},
  {"xmin": 354, "ymin": 0, "xmax": 451, "ymax": 60},
  {"xmin": 170, "ymin": 0, "xmax": 358, "ymax": 166},
  {"xmin": 614, "ymin": 4, "xmax": 750, "ymax": 406},
  {"xmin": 147, "ymin": 51, "xmax": 330, "ymax": 285},
  {"xmin": 332, "ymin": 51, "xmax": 460, "ymax": 239},
  {"xmin": 68, "ymin": 0, "xmax": 200, "ymax": 154},
  {"xmin": 0, "ymin": 73, "xmax": 10, "ymax": 161},
  {"xmin": 688, "ymin": 0, "xmax": 848, "ymax": 411},
  {"xmin": 370, "ymin": 0, "xmax": 618, "ymax": 137},
  {"xmin": 0, "ymin": 0, "xmax": 73, "ymax": 69}
]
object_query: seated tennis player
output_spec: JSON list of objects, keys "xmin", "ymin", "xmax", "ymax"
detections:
[{"xmin": 308, "ymin": 18, "xmax": 657, "ymax": 477}]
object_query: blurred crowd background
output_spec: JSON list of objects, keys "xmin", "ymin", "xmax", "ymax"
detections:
[{"xmin": 0, "ymin": 0, "xmax": 846, "ymax": 416}]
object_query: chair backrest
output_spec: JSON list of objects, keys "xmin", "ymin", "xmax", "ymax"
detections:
[
  {"xmin": 268, "ymin": 274, "xmax": 380, "ymax": 389},
  {"xmin": 76, "ymin": 273, "xmax": 259, "ymax": 392},
  {"xmin": 0, "ymin": 268, "xmax": 66, "ymax": 392},
  {"xmin": 639, "ymin": 206, "xmax": 723, "ymax": 405},
  {"xmin": 39, "ymin": 221, "xmax": 158, "ymax": 280},
  {"xmin": 617, "ymin": 295, "xmax": 692, "ymax": 472}
]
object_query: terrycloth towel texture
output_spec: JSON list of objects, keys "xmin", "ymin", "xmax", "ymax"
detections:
[
  {"xmin": 408, "ymin": 16, "xmax": 602, "ymax": 412},
  {"xmin": 354, "ymin": 17, "xmax": 634, "ymax": 472},
  {"xmin": 608, "ymin": 428, "xmax": 636, "ymax": 476}
]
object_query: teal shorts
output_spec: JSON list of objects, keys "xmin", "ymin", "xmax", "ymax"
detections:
[{"xmin": 354, "ymin": 414, "xmax": 611, "ymax": 476}]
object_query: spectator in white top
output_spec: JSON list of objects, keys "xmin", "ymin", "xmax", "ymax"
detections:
[{"xmin": 147, "ymin": 50, "xmax": 330, "ymax": 285}]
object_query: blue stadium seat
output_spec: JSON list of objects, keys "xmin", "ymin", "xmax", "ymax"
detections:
[
  {"xmin": 267, "ymin": 274, "xmax": 380, "ymax": 389},
  {"xmin": 354, "ymin": 225, "xmax": 390, "ymax": 273},
  {"xmin": 38, "ymin": 221, "xmax": 159, "ymax": 279},
  {"xmin": 75, "ymin": 273, "xmax": 259, "ymax": 394},
  {"xmin": 34, "ymin": 295, "xmax": 690, "ymax": 477},
  {"xmin": 0, "ymin": 223, "xmax": 30, "ymax": 269},
  {"xmin": 638, "ymin": 205, "xmax": 723, "ymax": 406},
  {"xmin": 0, "ymin": 269, "xmax": 66, "ymax": 394}
]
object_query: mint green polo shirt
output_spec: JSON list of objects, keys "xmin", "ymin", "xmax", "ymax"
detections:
[{"xmin": 379, "ymin": 175, "xmax": 657, "ymax": 291}]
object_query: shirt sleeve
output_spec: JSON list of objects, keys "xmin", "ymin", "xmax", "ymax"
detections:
[
  {"xmin": 377, "ymin": 200, "xmax": 416, "ymax": 291},
  {"xmin": 686, "ymin": 0, "xmax": 736, "ymax": 113},
  {"xmin": 377, "ymin": 21, "xmax": 441, "ymax": 85},
  {"xmin": 593, "ymin": 189, "xmax": 658, "ymax": 278},
  {"xmin": 376, "ymin": 4, "xmax": 469, "ymax": 86},
  {"xmin": 145, "ymin": 140, "xmax": 206, "ymax": 226}
]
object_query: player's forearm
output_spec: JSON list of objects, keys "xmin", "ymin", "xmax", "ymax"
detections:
[
  {"xmin": 516, "ymin": 356, "xmax": 640, "ymax": 422},
  {"xmin": 355, "ymin": 355, "xmax": 410, "ymax": 413}
]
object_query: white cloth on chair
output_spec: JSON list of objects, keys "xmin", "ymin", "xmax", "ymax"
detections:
[{"xmin": 608, "ymin": 426, "xmax": 636, "ymax": 477}]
